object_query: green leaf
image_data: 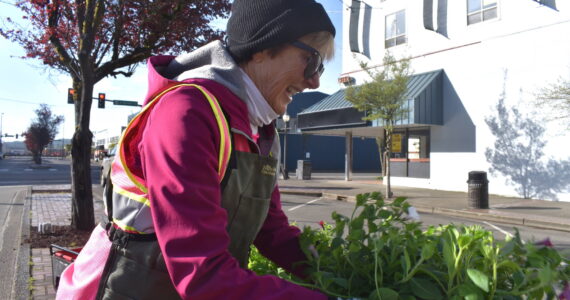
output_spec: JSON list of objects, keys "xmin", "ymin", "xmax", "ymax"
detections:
[
  {"xmin": 467, "ymin": 268, "xmax": 489, "ymax": 292},
  {"xmin": 331, "ymin": 237, "xmax": 344, "ymax": 248},
  {"xmin": 442, "ymin": 237, "xmax": 456, "ymax": 274},
  {"xmin": 457, "ymin": 283, "xmax": 484, "ymax": 300},
  {"xmin": 393, "ymin": 197, "xmax": 406, "ymax": 207},
  {"xmin": 421, "ymin": 242, "xmax": 435, "ymax": 260},
  {"xmin": 512, "ymin": 270, "xmax": 525, "ymax": 287},
  {"xmin": 458, "ymin": 235, "xmax": 472, "ymax": 248},
  {"xmin": 370, "ymin": 191, "xmax": 381, "ymax": 200},
  {"xmin": 368, "ymin": 287, "xmax": 398, "ymax": 300},
  {"xmin": 356, "ymin": 194, "xmax": 367, "ymax": 206},
  {"xmin": 350, "ymin": 216, "xmax": 364, "ymax": 230},
  {"xmin": 496, "ymin": 260, "xmax": 520, "ymax": 271},
  {"xmin": 538, "ymin": 267, "xmax": 554, "ymax": 285},
  {"xmin": 401, "ymin": 248, "xmax": 411, "ymax": 275},
  {"xmin": 378, "ymin": 209, "xmax": 392, "ymax": 219},
  {"xmin": 332, "ymin": 277, "xmax": 349, "ymax": 289},
  {"xmin": 410, "ymin": 278, "xmax": 443, "ymax": 300}
]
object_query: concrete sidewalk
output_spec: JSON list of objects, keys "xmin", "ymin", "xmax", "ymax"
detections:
[
  {"xmin": 279, "ymin": 172, "xmax": 570, "ymax": 232},
  {"xmin": 21, "ymin": 174, "xmax": 569, "ymax": 299}
]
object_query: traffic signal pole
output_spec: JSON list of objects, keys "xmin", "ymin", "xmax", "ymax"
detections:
[{"xmin": 66, "ymin": 88, "xmax": 141, "ymax": 108}]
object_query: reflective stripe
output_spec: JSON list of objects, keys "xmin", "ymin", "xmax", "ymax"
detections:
[
  {"xmin": 114, "ymin": 185, "xmax": 150, "ymax": 207},
  {"xmin": 112, "ymin": 218, "xmax": 146, "ymax": 235},
  {"xmin": 112, "ymin": 191, "xmax": 154, "ymax": 234},
  {"xmin": 193, "ymin": 85, "xmax": 232, "ymax": 181}
]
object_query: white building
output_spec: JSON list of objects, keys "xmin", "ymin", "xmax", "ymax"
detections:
[
  {"xmin": 93, "ymin": 127, "xmax": 123, "ymax": 150},
  {"xmin": 299, "ymin": 0, "xmax": 570, "ymax": 201}
]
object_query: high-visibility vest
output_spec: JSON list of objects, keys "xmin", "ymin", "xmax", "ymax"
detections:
[{"xmin": 109, "ymin": 83, "xmax": 232, "ymax": 234}]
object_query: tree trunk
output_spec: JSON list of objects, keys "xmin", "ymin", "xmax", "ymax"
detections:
[
  {"xmin": 385, "ymin": 127, "xmax": 393, "ymax": 199},
  {"xmin": 33, "ymin": 153, "xmax": 41, "ymax": 164},
  {"xmin": 375, "ymin": 137, "xmax": 386, "ymax": 177},
  {"xmin": 70, "ymin": 79, "xmax": 95, "ymax": 230}
]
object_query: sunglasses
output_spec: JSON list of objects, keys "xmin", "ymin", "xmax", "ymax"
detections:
[{"xmin": 290, "ymin": 41, "xmax": 324, "ymax": 79}]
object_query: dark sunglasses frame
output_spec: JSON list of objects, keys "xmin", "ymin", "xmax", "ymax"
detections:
[{"xmin": 290, "ymin": 41, "xmax": 324, "ymax": 79}]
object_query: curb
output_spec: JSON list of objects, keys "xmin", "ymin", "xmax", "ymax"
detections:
[
  {"xmin": 32, "ymin": 189, "xmax": 72, "ymax": 194},
  {"xmin": 279, "ymin": 189, "xmax": 322, "ymax": 197},
  {"xmin": 280, "ymin": 190, "xmax": 570, "ymax": 233},
  {"xmin": 13, "ymin": 186, "xmax": 31, "ymax": 300}
]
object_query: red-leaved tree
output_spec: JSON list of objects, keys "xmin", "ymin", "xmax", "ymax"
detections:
[
  {"xmin": 24, "ymin": 104, "xmax": 64, "ymax": 164},
  {"xmin": 1, "ymin": 0, "xmax": 230, "ymax": 230}
]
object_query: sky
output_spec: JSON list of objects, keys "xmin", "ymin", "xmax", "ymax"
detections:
[{"xmin": 0, "ymin": 0, "xmax": 344, "ymax": 142}]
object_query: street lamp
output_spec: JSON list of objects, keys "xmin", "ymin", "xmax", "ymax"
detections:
[{"xmin": 282, "ymin": 113, "xmax": 290, "ymax": 180}]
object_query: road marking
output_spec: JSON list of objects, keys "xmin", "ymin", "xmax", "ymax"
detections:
[
  {"xmin": 482, "ymin": 221, "xmax": 513, "ymax": 238},
  {"xmin": 49, "ymin": 169, "xmax": 57, "ymax": 171},
  {"xmin": 288, "ymin": 198, "xmax": 322, "ymax": 211},
  {"xmin": 0, "ymin": 169, "xmax": 8, "ymax": 172},
  {"xmin": 24, "ymin": 169, "xmax": 33, "ymax": 171}
]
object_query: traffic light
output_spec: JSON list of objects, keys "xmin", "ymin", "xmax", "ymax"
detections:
[
  {"xmin": 98, "ymin": 93, "xmax": 106, "ymax": 109},
  {"xmin": 67, "ymin": 88, "xmax": 75, "ymax": 104}
]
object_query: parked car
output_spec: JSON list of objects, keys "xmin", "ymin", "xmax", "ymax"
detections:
[{"xmin": 100, "ymin": 146, "xmax": 116, "ymax": 206}]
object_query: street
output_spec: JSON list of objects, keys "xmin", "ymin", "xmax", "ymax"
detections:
[
  {"xmin": 281, "ymin": 194, "xmax": 570, "ymax": 250},
  {"xmin": 0, "ymin": 156, "xmax": 101, "ymax": 186},
  {"xmin": 0, "ymin": 186, "xmax": 27, "ymax": 300}
]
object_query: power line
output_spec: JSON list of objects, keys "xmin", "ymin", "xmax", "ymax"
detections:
[
  {"xmin": 0, "ymin": 0, "xmax": 17, "ymax": 7},
  {"xmin": 0, "ymin": 97, "xmax": 66, "ymax": 107}
]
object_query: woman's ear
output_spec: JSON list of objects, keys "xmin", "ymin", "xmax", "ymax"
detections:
[{"xmin": 251, "ymin": 51, "xmax": 267, "ymax": 63}]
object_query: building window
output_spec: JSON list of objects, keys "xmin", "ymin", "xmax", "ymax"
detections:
[
  {"xmin": 385, "ymin": 10, "xmax": 406, "ymax": 48},
  {"xmin": 407, "ymin": 135, "xmax": 429, "ymax": 159},
  {"xmin": 467, "ymin": 0, "xmax": 497, "ymax": 25}
]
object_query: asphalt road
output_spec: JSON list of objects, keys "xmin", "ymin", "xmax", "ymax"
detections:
[
  {"xmin": 0, "ymin": 156, "xmax": 101, "ymax": 186},
  {"xmin": 281, "ymin": 194, "xmax": 570, "ymax": 250},
  {"xmin": 0, "ymin": 186, "xmax": 27, "ymax": 300}
]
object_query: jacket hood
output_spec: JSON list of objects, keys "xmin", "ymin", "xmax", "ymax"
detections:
[{"xmin": 145, "ymin": 41, "xmax": 248, "ymax": 105}]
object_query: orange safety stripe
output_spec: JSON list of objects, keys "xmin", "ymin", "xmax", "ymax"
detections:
[{"xmin": 118, "ymin": 83, "xmax": 232, "ymax": 197}]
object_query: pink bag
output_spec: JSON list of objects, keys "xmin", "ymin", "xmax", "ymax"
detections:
[{"xmin": 56, "ymin": 225, "xmax": 112, "ymax": 300}]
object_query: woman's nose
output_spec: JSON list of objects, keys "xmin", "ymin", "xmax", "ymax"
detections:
[{"xmin": 306, "ymin": 72, "xmax": 320, "ymax": 89}]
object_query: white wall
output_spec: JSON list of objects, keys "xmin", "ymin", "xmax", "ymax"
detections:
[{"xmin": 342, "ymin": 0, "xmax": 570, "ymax": 201}]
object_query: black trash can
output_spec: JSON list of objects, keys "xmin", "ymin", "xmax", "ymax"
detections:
[
  {"xmin": 296, "ymin": 160, "xmax": 312, "ymax": 180},
  {"xmin": 467, "ymin": 171, "xmax": 489, "ymax": 209}
]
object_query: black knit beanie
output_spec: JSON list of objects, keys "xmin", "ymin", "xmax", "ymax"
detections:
[{"xmin": 226, "ymin": 0, "xmax": 336, "ymax": 63}]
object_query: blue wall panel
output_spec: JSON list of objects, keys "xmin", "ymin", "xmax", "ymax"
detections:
[{"xmin": 279, "ymin": 134, "xmax": 381, "ymax": 172}]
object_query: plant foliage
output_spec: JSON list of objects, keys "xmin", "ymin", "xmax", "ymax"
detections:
[{"xmin": 249, "ymin": 193, "xmax": 570, "ymax": 299}]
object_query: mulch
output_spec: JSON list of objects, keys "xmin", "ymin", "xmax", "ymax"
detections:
[{"xmin": 26, "ymin": 225, "xmax": 92, "ymax": 248}]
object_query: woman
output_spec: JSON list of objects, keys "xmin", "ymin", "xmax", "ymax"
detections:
[{"xmin": 56, "ymin": 0, "xmax": 336, "ymax": 299}]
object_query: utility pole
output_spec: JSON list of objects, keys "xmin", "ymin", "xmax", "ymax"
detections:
[{"xmin": 61, "ymin": 122, "xmax": 65, "ymax": 160}]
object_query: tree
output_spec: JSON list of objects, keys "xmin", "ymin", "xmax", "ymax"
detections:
[
  {"xmin": 1, "ymin": 0, "xmax": 230, "ymax": 230},
  {"xmin": 535, "ymin": 77, "xmax": 570, "ymax": 128},
  {"xmin": 345, "ymin": 53, "xmax": 411, "ymax": 198},
  {"xmin": 24, "ymin": 104, "xmax": 64, "ymax": 164}
]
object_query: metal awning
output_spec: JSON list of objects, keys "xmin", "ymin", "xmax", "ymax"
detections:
[{"xmin": 297, "ymin": 69, "xmax": 444, "ymax": 137}]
